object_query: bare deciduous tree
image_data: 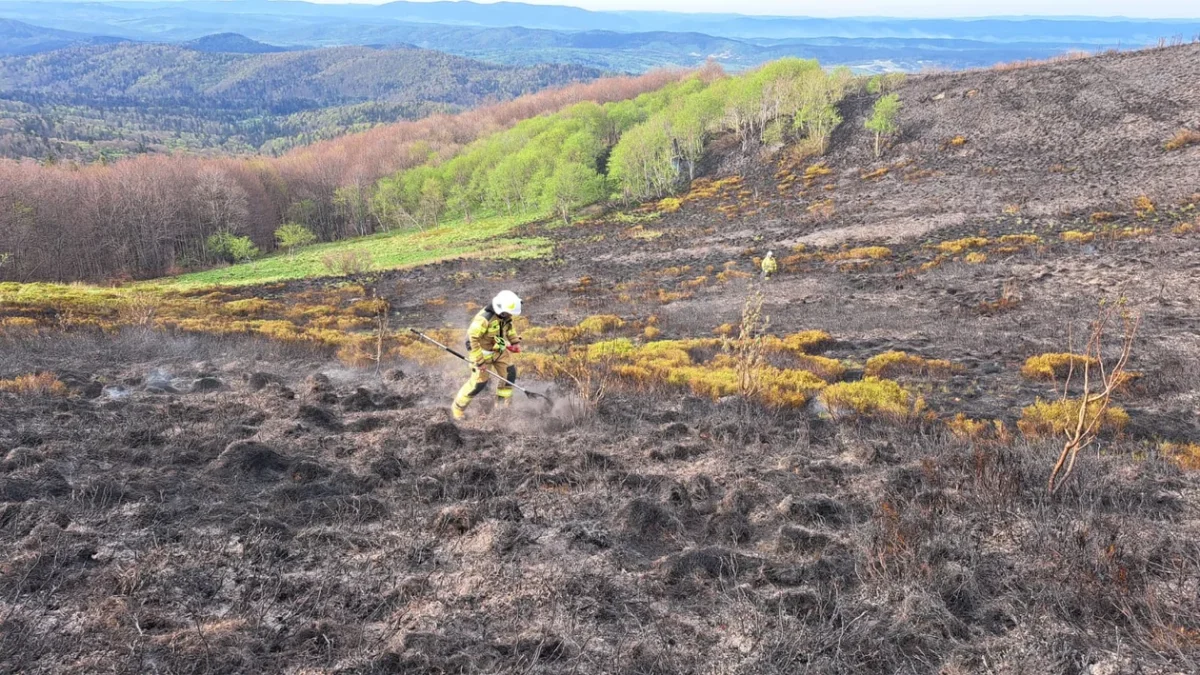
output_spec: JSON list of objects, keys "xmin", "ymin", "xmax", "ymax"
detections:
[{"xmin": 1047, "ymin": 300, "xmax": 1140, "ymax": 494}]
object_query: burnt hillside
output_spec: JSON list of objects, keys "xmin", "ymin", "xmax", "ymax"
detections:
[{"xmin": 2, "ymin": 44, "xmax": 1199, "ymax": 675}]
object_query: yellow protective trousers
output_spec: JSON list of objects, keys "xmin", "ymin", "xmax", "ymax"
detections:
[{"xmin": 453, "ymin": 350, "xmax": 515, "ymax": 413}]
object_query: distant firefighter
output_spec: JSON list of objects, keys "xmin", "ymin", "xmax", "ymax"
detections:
[{"xmin": 761, "ymin": 250, "xmax": 777, "ymax": 279}]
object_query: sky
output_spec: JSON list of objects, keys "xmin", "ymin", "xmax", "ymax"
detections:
[{"xmin": 300, "ymin": 0, "xmax": 1200, "ymax": 18}]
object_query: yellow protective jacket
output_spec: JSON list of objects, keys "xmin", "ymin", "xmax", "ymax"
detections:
[
  {"xmin": 761, "ymin": 255, "xmax": 778, "ymax": 274},
  {"xmin": 465, "ymin": 307, "xmax": 520, "ymax": 364}
]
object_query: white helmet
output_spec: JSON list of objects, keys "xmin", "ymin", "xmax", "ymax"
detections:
[
  {"xmin": 492, "ymin": 290, "xmax": 522, "ymax": 317},
  {"xmin": 767, "ymin": 250, "xmax": 774, "ymax": 256}
]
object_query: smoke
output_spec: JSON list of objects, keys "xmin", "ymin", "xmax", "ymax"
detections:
[
  {"xmin": 103, "ymin": 386, "xmax": 130, "ymax": 400},
  {"xmin": 500, "ymin": 387, "xmax": 590, "ymax": 434},
  {"xmin": 145, "ymin": 367, "xmax": 174, "ymax": 389}
]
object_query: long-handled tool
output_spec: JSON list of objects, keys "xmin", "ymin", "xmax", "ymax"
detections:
[{"xmin": 409, "ymin": 328, "xmax": 554, "ymax": 409}]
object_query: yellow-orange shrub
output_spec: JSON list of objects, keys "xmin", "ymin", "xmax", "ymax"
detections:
[
  {"xmin": 946, "ymin": 414, "xmax": 989, "ymax": 440},
  {"xmin": 577, "ymin": 314, "xmax": 625, "ymax": 335},
  {"xmin": 997, "ymin": 234, "xmax": 1041, "ymax": 247},
  {"xmin": 1115, "ymin": 226, "xmax": 1153, "ymax": 239},
  {"xmin": 807, "ymin": 199, "xmax": 835, "ymax": 218},
  {"xmin": 778, "ymin": 330, "xmax": 833, "ymax": 353},
  {"xmin": 716, "ymin": 270, "xmax": 752, "ymax": 283},
  {"xmin": 1162, "ymin": 442, "xmax": 1200, "ymax": 470},
  {"xmin": 946, "ymin": 414, "xmax": 1011, "ymax": 443},
  {"xmin": 655, "ymin": 289, "xmax": 693, "ymax": 304},
  {"xmin": 865, "ymin": 350, "xmax": 959, "ymax": 378},
  {"xmin": 349, "ymin": 299, "xmax": 389, "ymax": 317},
  {"xmin": 1164, "ymin": 129, "xmax": 1200, "ymax": 151},
  {"xmin": 819, "ymin": 377, "xmax": 918, "ymax": 421},
  {"xmin": 804, "ymin": 163, "xmax": 832, "ymax": 184},
  {"xmin": 256, "ymin": 320, "xmax": 304, "ymax": 342},
  {"xmin": 792, "ymin": 354, "xmax": 847, "ymax": 381},
  {"xmin": 658, "ymin": 197, "xmax": 683, "ymax": 213},
  {"xmin": 0, "ymin": 317, "xmax": 39, "ymax": 330},
  {"xmin": 1020, "ymin": 353, "xmax": 1099, "ymax": 380},
  {"xmin": 825, "ymin": 246, "xmax": 891, "ymax": 262},
  {"xmin": 587, "ymin": 338, "xmax": 635, "ymax": 361},
  {"xmin": 223, "ymin": 298, "xmax": 278, "ymax": 317},
  {"xmin": 0, "ymin": 372, "xmax": 68, "ymax": 396},
  {"xmin": 391, "ymin": 337, "xmax": 447, "ymax": 366},
  {"xmin": 935, "ymin": 237, "xmax": 988, "ymax": 254},
  {"xmin": 1017, "ymin": 398, "xmax": 1129, "ymax": 437}
]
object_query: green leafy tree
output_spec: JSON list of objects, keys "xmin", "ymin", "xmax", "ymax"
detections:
[
  {"xmin": 487, "ymin": 150, "xmax": 540, "ymax": 213},
  {"xmin": 274, "ymin": 223, "xmax": 317, "ymax": 257},
  {"xmin": 543, "ymin": 161, "xmax": 605, "ymax": 225},
  {"xmin": 369, "ymin": 176, "xmax": 416, "ymax": 232},
  {"xmin": 206, "ymin": 231, "xmax": 260, "ymax": 264},
  {"xmin": 604, "ymin": 99, "xmax": 647, "ymax": 144},
  {"xmin": 609, "ymin": 119, "xmax": 675, "ymax": 201},
  {"xmin": 418, "ymin": 177, "xmax": 445, "ymax": 227},
  {"xmin": 333, "ymin": 184, "xmax": 371, "ymax": 237},
  {"xmin": 865, "ymin": 93, "xmax": 902, "ymax": 158},
  {"xmin": 866, "ymin": 72, "xmax": 906, "ymax": 95},
  {"xmin": 670, "ymin": 91, "xmax": 722, "ymax": 180},
  {"xmin": 791, "ymin": 69, "xmax": 845, "ymax": 153}
]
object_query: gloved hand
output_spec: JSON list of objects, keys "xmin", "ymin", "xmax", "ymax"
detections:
[
  {"xmin": 494, "ymin": 336, "xmax": 509, "ymax": 350},
  {"xmin": 476, "ymin": 349, "xmax": 497, "ymax": 366},
  {"xmin": 506, "ymin": 344, "xmax": 521, "ymax": 354}
]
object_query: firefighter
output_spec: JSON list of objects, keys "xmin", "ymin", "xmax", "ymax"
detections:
[
  {"xmin": 761, "ymin": 250, "xmax": 778, "ymax": 279},
  {"xmin": 451, "ymin": 290, "xmax": 522, "ymax": 420}
]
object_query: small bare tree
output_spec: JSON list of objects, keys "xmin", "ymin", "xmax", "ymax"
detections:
[
  {"xmin": 726, "ymin": 288, "xmax": 770, "ymax": 401},
  {"xmin": 555, "ymin": 348, "xmax": 613, "ymax": 409},
  {"xmin": 372, "ymin": 301, "xmax": 389, "ymax": 375},
  {"xmin": 1046, "ymin": 300, "xmax": 1140, "ymax": 494},
  {"xmin": 118, "ymin": 291, "xmax": 160, "ymax": 327}
]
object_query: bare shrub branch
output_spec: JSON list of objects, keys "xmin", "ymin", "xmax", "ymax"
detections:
[{"xmin": 1047, "ymin": 299, "xmax": 1141, "ymax": 494}]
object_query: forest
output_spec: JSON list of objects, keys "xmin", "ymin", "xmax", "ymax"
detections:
[
  {"xmin": 371, "ymin": 59, "xmax": 853, "ymax": 230},
  {"xmin": 0, "ymin": 71, "xmax": 681, "ymax": 282},
  {"xmin": 0, "ymin": 43, "xmax": 601, "ymax": 161},
  {"xmin": 0, "ymin": 59, "xmax": 863, "ymax": 284}
]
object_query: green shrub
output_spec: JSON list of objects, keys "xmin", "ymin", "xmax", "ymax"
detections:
[{"xmin": 206, "ymin": 232, "xmax": 260, "ymax": 264}]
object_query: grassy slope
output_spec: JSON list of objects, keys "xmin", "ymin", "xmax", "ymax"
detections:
[{"xmin": 152, "ymin": 213, "xmax": 551, "ymax": 289}]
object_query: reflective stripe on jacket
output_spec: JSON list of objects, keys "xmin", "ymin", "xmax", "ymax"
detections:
[{"xmin": 466, "ymin": 308, "xmax": 520, "ymax": 362}]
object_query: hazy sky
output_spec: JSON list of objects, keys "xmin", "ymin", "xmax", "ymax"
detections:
[{"xmin": 317, "ymin": 0, "xmax": 1199, "ymax": 18}]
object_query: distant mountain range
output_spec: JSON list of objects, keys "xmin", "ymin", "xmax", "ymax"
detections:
[
  {"xmin": 0, "ymin": 18, "xmax": 126, "ymax": 55},
  {"xmin": 13, "ymin": 1, "xmax": 1191, "ymax": 43},
  {"xmin": 4, "ymin": 2, "xmax": 1194, "ymax": 73},
  {"xmin": 0, "ymin": 40, "xmax": 599, "ymax": 160}
]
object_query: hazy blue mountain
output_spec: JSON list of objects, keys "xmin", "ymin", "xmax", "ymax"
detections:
[
  {"xmin": 0, "ymin": 1, "xmax": 1196, "ymax": 72},
  {"xmin": 2, "ymin": 1, "xmax": 1196, "ymax": 46},
  {"xmin": 183, "ymin": 33, "xmax": 292, "ymax": 53},
  {"xmin": 655, "ymin": 16, "xmax": 1200, "ymax": 42},
  {"xmin": 0, "ymin": 18, "xmax": 127, "ymax": 55},
  {"xmin": 0, "ymin": 41, "xmax": 601, "ymax": 159},
  {"xmin": 0, "ymin": 41, "xmax": 598, "ymax": 103}
]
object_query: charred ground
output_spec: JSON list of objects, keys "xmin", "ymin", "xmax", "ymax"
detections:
[{"xmin": 2, "ymin": 44, "xmax": 1200, "ymax": 674}]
